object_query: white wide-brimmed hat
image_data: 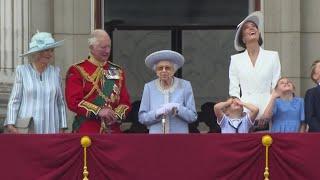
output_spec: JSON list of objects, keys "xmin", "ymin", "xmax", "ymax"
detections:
[
  {"xmin": 234, "ymin": 11, "xmax": 263, "ymax": 51},
  {"xmin": 145, "ymin": 50, "xmax": 185, "ymax": 70},
  {"xmin": 20, "ymin": 31, "xmax": 64, "ymax": 57}
]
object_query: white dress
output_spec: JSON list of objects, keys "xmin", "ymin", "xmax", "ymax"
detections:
[
  {"xmin": 5, "ymin": 64, "xmax": 67, "ymax": 133},
  {"xmin": 229, "ymin": 47, "xmax": 281, "ymax": 119}
]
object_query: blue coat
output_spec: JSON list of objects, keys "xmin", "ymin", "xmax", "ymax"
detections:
[
  {"xmin": 305, "ymin": 85, "xmax": 320, "ymax": 132},
  {"xmin": 139, "ymin": 77, "xmax": 197, "ymax": 133}
]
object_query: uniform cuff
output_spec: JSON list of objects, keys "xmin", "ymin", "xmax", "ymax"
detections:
[
  {"xmin": 114, "ymin": 105, "xmax": 129, "ymax": 120},
  {"xmin": 78, "ymin": 100, "xmax": 101, "ymax": 116}
]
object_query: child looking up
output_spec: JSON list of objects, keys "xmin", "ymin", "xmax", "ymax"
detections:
[
  {"xmin": 264, "ymin": 77, "xmax": 306, "ymax": 133},
  {"xmin": 214, "ymin": 97, "xmax": 259, "ymax": 133}
]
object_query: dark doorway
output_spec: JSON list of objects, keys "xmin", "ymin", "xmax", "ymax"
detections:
[{"xmin": 103, "ymin": 0, "xmax": 250, "ymax": 108}]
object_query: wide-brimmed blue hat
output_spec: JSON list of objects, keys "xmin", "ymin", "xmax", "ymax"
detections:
[
  {"xmin": 234, "ymin": 11, "xmax": 263, "ymax": 51},
  {"xmin": 145, "ymin": 50, "xmax": 185, "ymax": 70},
  {"xmin": 20, "ymin": 31, "xmax": 64, "ymax": 57}
]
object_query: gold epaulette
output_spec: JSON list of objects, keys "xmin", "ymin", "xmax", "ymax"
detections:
[
  {"xmin": 73, "ymin": 64, "xmax": 94, "ymax": 83},
  {"xmin": 72, "ymin": 59, "xmax": 87, "ymax": 66}
]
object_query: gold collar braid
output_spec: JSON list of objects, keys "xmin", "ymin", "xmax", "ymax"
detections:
[{"xmin": 88, "ymin": 55, "xmax": 107, "ymax": 67}]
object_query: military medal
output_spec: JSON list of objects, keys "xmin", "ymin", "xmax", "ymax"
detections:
[{"xmin": 104, "ymin": 67, "xmax": 120, "ymax": 79}]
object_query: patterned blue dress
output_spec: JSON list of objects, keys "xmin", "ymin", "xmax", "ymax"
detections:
[{"xmin": 270, "ymin": 97, "xmax": 305, "ymax": 132}]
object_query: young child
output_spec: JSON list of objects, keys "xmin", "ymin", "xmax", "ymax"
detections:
[
  {"xmin": 263, "ymin": 77, "xmax": 306, "ymax": 133},
  {"xmin": 305, "ymin": 60, "xmax": 320, "ymax": 132},
  {"xmin": 214, "ymin": 97, "xmax": 259, "ymax": 133}
]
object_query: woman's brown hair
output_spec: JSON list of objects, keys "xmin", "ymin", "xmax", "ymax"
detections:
[{"xmin": 238, "ymin": 20, "xmax": 263, "ymax": 49}]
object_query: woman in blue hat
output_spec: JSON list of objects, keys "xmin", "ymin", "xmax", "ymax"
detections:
[
  {"xmin": 4, "ymin": 31, "xmax": 67, "ymax": 133},
  {"xmin": 139, "ymin": 50, "xmax": 197, "ymax": 134}
]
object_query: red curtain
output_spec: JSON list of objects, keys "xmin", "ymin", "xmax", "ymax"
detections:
[{"xmin": 0, "ymin": 133, "xmax": 319, "ymax": 180}]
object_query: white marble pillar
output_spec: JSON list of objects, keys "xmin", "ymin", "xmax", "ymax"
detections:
[
  {"xmin": 0, "ymin": 0, "xmax": 29, "ymax": 128},
  {"xmin": 264, "ymin": 0, "xmax": 301, "ymax": 95},
  {"xmin": 0, "ymin": 0, "xmax": 29, "ymax": 83},
  {"xmin": 54, "ymin": 0, "xmax": 93, "ymax": 131},
  {"xmin": 301, "ymin": 0, "xmax": 320, "ymax": 94}
]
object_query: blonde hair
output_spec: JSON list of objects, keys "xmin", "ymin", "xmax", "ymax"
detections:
[
  {"xmin": 311, "ymin": 60, "xmax": 320, "ymax": 84},
  {"xmin": 275, "ymin": 77, "xmax": 296, "ymax": 96}
]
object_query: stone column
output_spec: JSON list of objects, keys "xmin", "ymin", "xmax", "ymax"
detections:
[
  {"xmin": 0, "ymin": 0, "xmax": 29, "ymax": 83},
  {"xmin": 301, "ymin": 0, "xmax": 320, "ymax": 94},
  {"xmin": 54, "ymin": 0, "xmax": 93, "ymax": 130},
  {"xmin": 0, "ymin": 0, "xmax": 30, "ymax": 129},
  {"xmin": 263, "ymin": 0, "xmax": 301, "ymax": 95}
]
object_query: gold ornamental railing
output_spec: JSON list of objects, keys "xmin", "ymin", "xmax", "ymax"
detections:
[
  {"xmin": 262, "ymin": 135, "xmax": 273, "ymax": 180},
  {"xmin": 81, "ymin": 136, "xmax": 92, "ymax": 180}
]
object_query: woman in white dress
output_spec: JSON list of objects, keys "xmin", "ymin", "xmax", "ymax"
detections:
[
  {"xmin": 229, "ymin": 11, "xmax": 281, "ymax": 131},
  {"xmin": 5, "ymin": 31, "xmax": 67, "ymax": 134}
]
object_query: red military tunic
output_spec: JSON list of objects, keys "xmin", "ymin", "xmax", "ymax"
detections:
[{"xmin": 65, "ymin": 56, "xmax": 131, "ymax": 133}]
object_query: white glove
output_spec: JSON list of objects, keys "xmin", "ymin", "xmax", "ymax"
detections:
[
  {"xmin": 155, "ymin": 107, "xmax": 166, "ymax": 118},
  {"xmin": 162, "ymin": 103, "xmax": 180, "ymax": 114}
]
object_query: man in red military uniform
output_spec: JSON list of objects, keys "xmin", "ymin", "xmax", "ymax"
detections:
[{"xmin": 65, "ymin": 29, "xmax": 131, "ymax": 133}]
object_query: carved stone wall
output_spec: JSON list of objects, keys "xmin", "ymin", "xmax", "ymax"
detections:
[{"xmin": 0, "ymin": 0, "xmax": 30, "ymax": 132}]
